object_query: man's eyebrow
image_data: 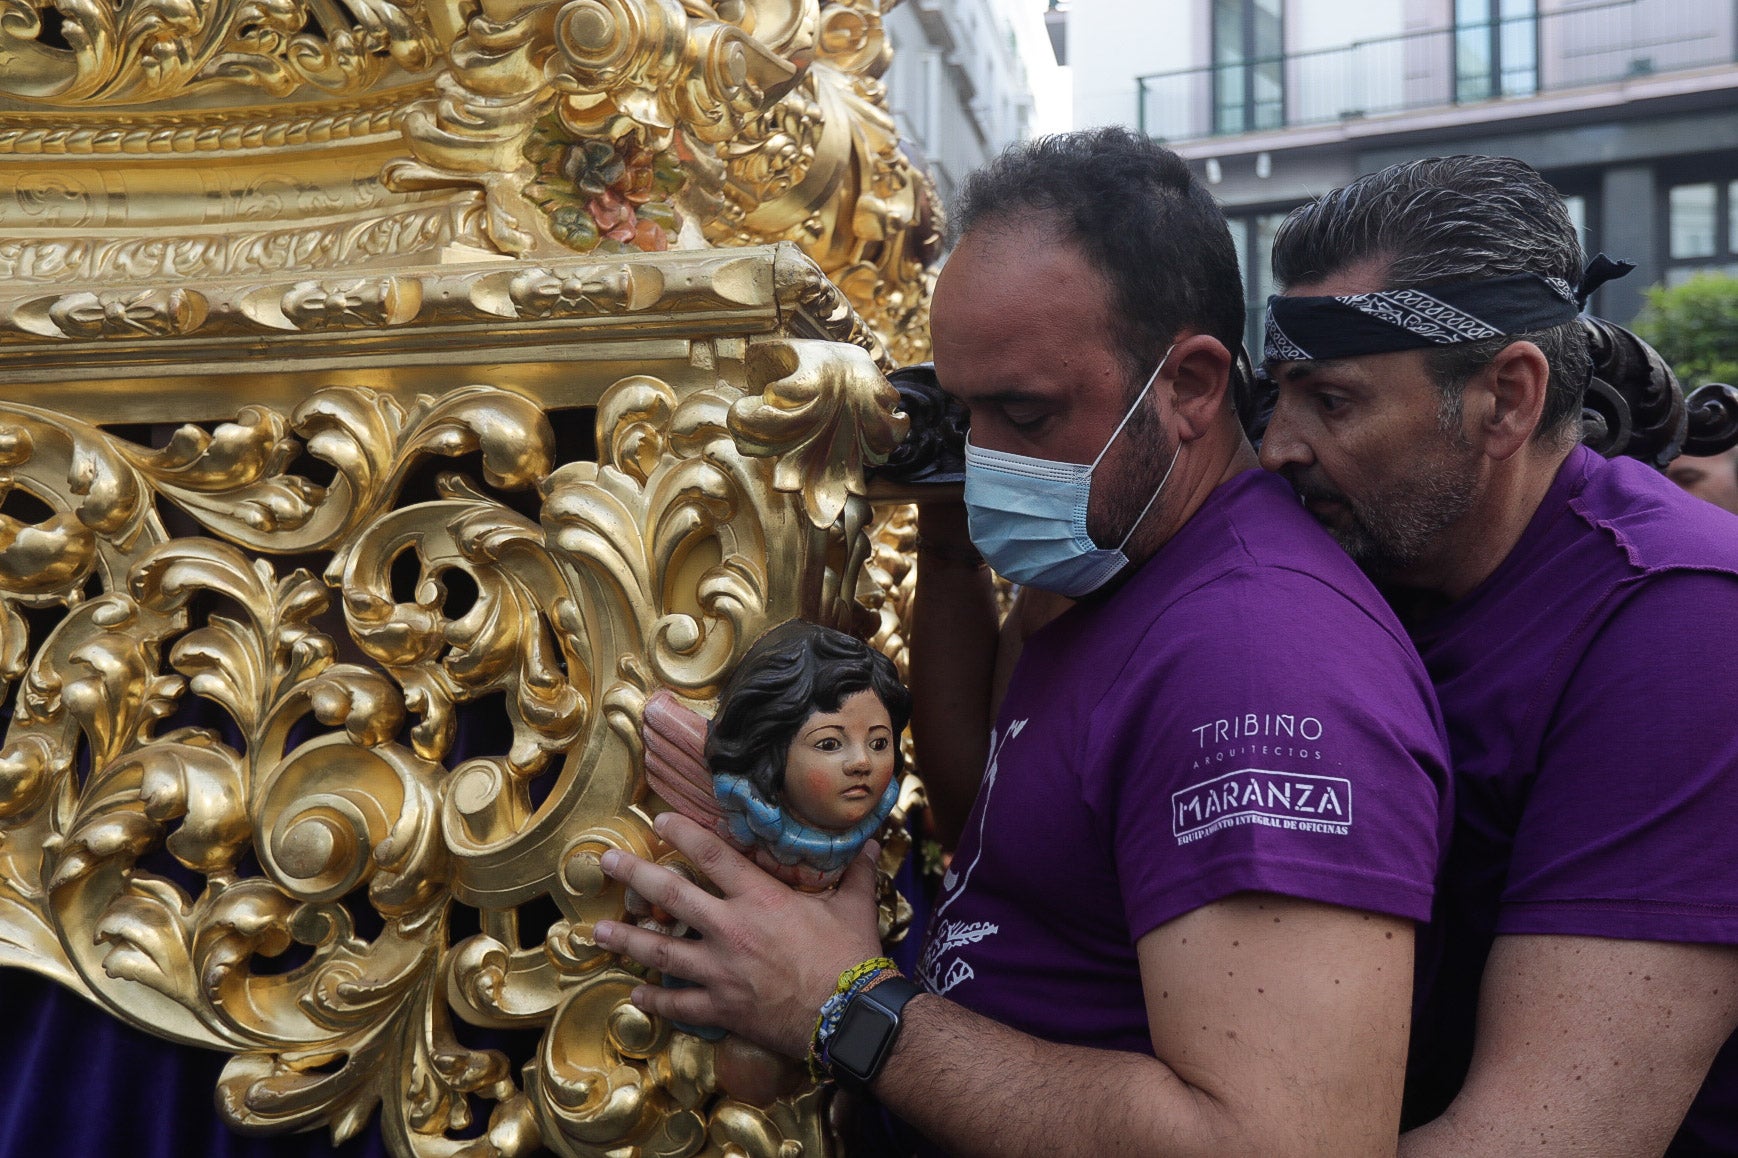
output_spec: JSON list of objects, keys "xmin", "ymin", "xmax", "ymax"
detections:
[
  {"xmin": 1268, "ymin": 359, "xmax": 1348, "ymax": 382},
  {"xmin": 969, "ymin": 388, "xmax": 1057, "ymax": 407}
]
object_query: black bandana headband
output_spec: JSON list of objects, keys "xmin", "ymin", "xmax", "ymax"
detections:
[{"xmin": 1263, "ymin": 253, "xmax": 1635, "ymax": 363}]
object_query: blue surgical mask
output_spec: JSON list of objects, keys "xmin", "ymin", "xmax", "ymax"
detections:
[{"xmin": 963, "ymin": 347, "xmax": 1180, "ymax": 597}]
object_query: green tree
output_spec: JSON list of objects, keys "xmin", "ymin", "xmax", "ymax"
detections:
[{"xmin": 1633, "ymin": 272, "xmax": 1738, "ymax": 388}]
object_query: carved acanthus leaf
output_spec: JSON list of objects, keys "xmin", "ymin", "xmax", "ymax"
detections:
[
  {"xmin": 0, "ymin": 0, "xmax": 439, "ymax": 104},
  {"xmin": 730, "ymin": 338, "xmax": 907, "ymax": 527}
]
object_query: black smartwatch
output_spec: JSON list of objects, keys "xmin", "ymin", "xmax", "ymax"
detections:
[{"xmin": 825, "ymin": 975, "xmax": 923, "ymax": 1092}]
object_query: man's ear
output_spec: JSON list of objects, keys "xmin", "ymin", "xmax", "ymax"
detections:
[
  {"xmin": 1469, "ymin": 340, "xmax": 1551, "ymax": 460},
  {"xmin": 1165, "ymin": 334, "xmax": 1234, "ymax": 442}
]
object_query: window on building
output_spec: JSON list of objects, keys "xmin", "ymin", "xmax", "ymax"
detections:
[
  {"xmin": 1228, "ymin": 209, "xmax": 1294, "ymax": 357},
  {"xmin": 1564, "ymin": 194, "xmax": 1589, "ymax": 256},
  {"xmin": 1213, "ymin": 0, "xmax": 1284, "ymax": 134},
  {"xmin": 1455, "ymin": 0, "xmax": 1537, "ymax": 102},
  {"xmin": 1670, "ymin": 183, "xmax": 1718, "ymax": 259},
  {"xmin": 1555, "ymin": 189, "xmax": 1611, "ymax": 311},
  {"xmin": 1665, "ymin": 179, "xmax": 1738, "ymax": 285}
]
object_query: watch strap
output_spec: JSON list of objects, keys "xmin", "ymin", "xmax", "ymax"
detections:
[{"xmin": 826, "ymin": 975, "xmax": 923, "ymax": 1092}]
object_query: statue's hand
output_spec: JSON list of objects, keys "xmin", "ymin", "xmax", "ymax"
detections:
[{"xmin": 642, "ymin": 688, "xmax": 723, "ymax": 827}]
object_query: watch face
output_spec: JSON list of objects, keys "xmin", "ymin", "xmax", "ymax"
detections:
[{"xmin": 830, "ymin": 1000, "xmax": 897, "ymax": 1077}]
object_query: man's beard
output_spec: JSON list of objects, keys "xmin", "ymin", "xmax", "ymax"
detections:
[
  {"xmin": 1283, "ymin": 445, "xmax": 1479, "ymax": 582},
  {"xmin": 1091, "ymin": 395, "xmax": 1176, "ymax": 550}
]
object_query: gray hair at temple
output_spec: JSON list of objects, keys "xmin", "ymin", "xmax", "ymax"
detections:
[{"xmin": 1271, "ymin": 155, "xmax": 1592, "ymax": 446}]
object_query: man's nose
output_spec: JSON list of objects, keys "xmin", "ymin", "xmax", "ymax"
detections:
[{"xmin": 1258, "ymin": 394, "xmax": 1314, "ymax": 474}]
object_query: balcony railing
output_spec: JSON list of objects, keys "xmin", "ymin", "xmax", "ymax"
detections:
[{"xmin": 1137, "ymin": 0, "xmax": 1737, "ymax": 142}]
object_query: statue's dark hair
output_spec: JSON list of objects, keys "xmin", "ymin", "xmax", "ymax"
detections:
[
  {"xmin": 705, "ymin": 620, "xmax": 911, "ymax": 801},
  {"xmin": 952, "ymin": 126, "xmax": 1247, "ymax": 394},
  {"xmin": 1271, "ymin": 154, "xmax": 1591, "ymax": 444}
]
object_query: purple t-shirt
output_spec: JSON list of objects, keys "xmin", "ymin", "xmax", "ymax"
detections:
[
  {"xmin": 917, "ymin": 469, "xmax": 1451, "ymax": 1054},
  {"xmin": 1401, "ymin": 445, "xmax": 1738, "ymax": 1152}
]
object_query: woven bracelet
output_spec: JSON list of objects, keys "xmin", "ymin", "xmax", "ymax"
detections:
[{"xmin": 807, "ymin": 956, "xmax": 899, "ymax": 1082}]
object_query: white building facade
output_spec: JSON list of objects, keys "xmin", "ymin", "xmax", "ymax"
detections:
[
  {"xmin": 1070, "ymin": 0, "xmax": 1738, "ymax": 350},
  {"xmin": 882, "ymin": 0, "xmax": 1056, "ymax": 212}
]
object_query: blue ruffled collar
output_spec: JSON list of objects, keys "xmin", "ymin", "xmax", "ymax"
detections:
[{"xmin": 713, "ymin": 772, "xmax": 900, "ymax": 873}]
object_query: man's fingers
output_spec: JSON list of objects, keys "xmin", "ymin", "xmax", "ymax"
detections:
[
  {"xmin": 599, "ymin": 848, "xmax": 727, "ymax": 930},
  {"xmin": 592, "ymin": 918, "xmax": 712, "ymax": 981},
  {"xmin": 626, "ymin": 979, "xmax": 718, "ymax": 1026},
  {"xmin": 651, "ymin": 811, "xmax": 770, "ymax": 898},
  {"xmin": 645, "ymin": 689, "xmax": 708, "ymax": 763}
]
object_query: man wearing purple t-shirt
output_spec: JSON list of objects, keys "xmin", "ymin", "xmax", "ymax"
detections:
[
  {"xmin": 1260, "ymin": 155, "xmax": 1738, "ymax": 1155},
  {"xmin": 591, "ymin": 129, "xmax": 1452, "ymax": 1155}
]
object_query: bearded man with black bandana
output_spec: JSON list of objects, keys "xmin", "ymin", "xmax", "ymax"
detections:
[{"xmin": 1261, "ymin": 154, "xmax": 1738, "ymax": 1155}]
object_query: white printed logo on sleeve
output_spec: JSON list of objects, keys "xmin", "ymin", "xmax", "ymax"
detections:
[
  {"xmin": 1172, "ymin": 769, "xmax": 1351, "ymax": 843},
  {"xmin": 1176, "ymin": 710, "xmax": 1349, "ymax": 844}
]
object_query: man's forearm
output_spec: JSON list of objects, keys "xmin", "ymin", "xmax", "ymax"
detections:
[
  {"xmin": 594, "ymin": 824, "xmax": 1415, "ymax": 1158},
  {"xmin": 871, "ymin": 994, "xmax": 1225, "ymax": 1158},
  {"xmin": 909, "ymin": 502, "xmax": 999, "ymax": 847},
  {"xmin": 874, "ymin": 899, "xmax": 1414, "ymax": 1158},
  {"xmin": 1396, "ymin": 935, "xmax": 1738, "ymax": 1157}
]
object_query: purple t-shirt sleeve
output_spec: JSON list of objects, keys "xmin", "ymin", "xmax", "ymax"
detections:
[
  {"xmin": 1498, "ymin": 569, "xmax": 1738, "ymax": 941},
  {"xmin": 1081, "ymin": 567, "xmax": 1449, "ymax": 942}
]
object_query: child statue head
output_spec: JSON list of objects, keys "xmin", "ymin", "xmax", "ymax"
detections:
[{"xmin": 704, "ymin": 620, "xmax": 910, "ymax": 885}]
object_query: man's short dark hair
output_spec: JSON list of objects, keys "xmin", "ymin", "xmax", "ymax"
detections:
[
  {"xmin": 1271, "ymin": 155, "xmax": 1591, "ymax": 444},
  {"xmin": 952, "ymin": 127, "xmax": 1246, "ymax": 393}
]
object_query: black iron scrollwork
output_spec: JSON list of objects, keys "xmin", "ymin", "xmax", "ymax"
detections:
[
  {"xmin": 872, "ymin": 362, "xmax": 968, "ymax": 486},
  {"xmin": 1580, "ymin": 317, "xmax": 1686, "ymax": 466},
  {"xmin": 1580, "ymin": 318, "xmax": 1738, "ymax": 465},
  {"xmin": 1682, "ymin": 381, "xmax": 1738, "ymax": 458}
]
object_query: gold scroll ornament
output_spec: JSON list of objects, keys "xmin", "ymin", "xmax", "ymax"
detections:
[
  {"xmin": 0, "ymin": 0, "xmax": 942, "ymax": 364},
  {"xmin": 0, "ymin": 0, "xmax": 942, "ymax": 1153},
  {"xmin": 0, "ymin": 245, "xmax": 922, "ymax": 1156}
]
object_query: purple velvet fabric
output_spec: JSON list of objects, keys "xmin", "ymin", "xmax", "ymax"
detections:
[{"xmin": 0, "ymin": 968, "xmax": 388, "ymax": 1157}]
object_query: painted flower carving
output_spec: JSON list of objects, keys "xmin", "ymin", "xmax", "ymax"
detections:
[{"xmin": 523, "ymin": 122, "xmax": 685, "ymax": 254}]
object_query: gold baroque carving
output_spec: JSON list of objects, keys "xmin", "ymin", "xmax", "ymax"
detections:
[
  {"xmin": 0, "ymin": 1, "xmax": 938, "ymax": 352},
  {"xmin": 0, "ymin": 0, "xmax": 944, "ymax": 1147},
  {"xmin": 379, "ymin": 0, "xmax": 937, "ymax": 359},
  {"xmin": 0, "ymin": 245, "xmax": 883, "ymax": 362},
  {"xmin": 0, "ymin": 328, "xmax": 909, "ymax": 1154},
  {"xmin": 729, "ymin": 338, "xmax": 908, "ymax": 527},
  {"xmin": 0, "ymin": 0, "xmax": 440, "ymax": 104},
  {"xmin": 41, "ymin": 287, "xmax": 210, "ymax": 338},
  {"xmin": 502, "ymin": 264, "xmax": 666, "ymax": 319},
  {"xmin": 278, "ymin": 276, "xmax": 424, "ymax": 330},
  {"xmin": 0, "ymin": 201, "xmax": 481, "ymax": 287},
  {"xmin": 0, "ymin": 97, "xmax": 410, "ymax": 155}
]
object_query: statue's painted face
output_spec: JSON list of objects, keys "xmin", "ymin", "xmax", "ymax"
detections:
[{"xmin": 781, "ymin": 689, "xmax": 897, "ymax": 831}]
